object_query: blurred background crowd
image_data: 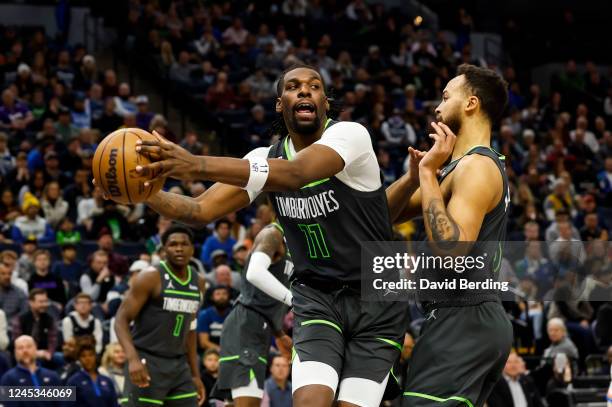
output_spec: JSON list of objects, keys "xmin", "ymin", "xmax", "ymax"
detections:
[{"xmin": 0, "ymin": 0, "xmax": 609, "ymax": 406}]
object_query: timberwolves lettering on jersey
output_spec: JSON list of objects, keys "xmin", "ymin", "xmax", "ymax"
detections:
[
  {"xmin": 132, "ymin": 261, "xmax": 201, "ymax": 357},
  {"xmin": 274, "ymin": 190, "xmax": 340, "ymax": 220},
  {"xmin": 268, "ymin": 120, "xmax": 393, "ymax": 284}
]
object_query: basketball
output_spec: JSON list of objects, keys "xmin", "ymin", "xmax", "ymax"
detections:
[{"xmin": 92, "ymin": 128, "xmax": 163, "ymax": 205}]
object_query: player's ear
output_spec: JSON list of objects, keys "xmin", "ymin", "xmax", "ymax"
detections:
[
  {"xmin": 465, "ymin": 95, "xmax": 479, "ymax": 114},
  {"xmin": 324, "ymin": 96, "xmax": 330, "ymax": 112},
  {"xmin": 275, "ymin": 97, "xmax": 282, "ymax": 113}
]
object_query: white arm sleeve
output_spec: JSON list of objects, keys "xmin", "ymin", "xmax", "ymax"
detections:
[
  {"xmin": 314, "ymin": 121, "xmax": 381, "ymax": 191},
  {"xmin": 246, "ymin": 252, "xmax": 293, "ymax": 306},
  {"xmin": 242, "ymin": 146, "xmax": 272, "ymax": 202}
]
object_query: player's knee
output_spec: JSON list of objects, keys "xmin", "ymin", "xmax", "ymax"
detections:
[{"xmin": 293, "ymin": 385, "xmax": 335, "ymax": 407}]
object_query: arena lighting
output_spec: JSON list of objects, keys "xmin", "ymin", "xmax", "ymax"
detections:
[{"xmin": 414, "ymin": 15, "xmax": 423, "ymax": 26}]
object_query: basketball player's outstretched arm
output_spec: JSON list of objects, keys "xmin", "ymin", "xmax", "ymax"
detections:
[
  {"xmin": 135, "ymin": 131, "xmax": 346, "ymax": 191},
  {"xmin": 246, "ymin": 225, "xmax": 293, "ymax": 360},
  {"xmin": 114, "ymin": 268, "xmax": 160, "ymax": 388},
  {"xmin": 419, "ymin": 123, "xmax": 501, "ymax": 247}
]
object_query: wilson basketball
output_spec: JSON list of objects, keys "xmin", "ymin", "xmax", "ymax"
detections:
[{"xmin": 92, "ymin": 128, "xmax": 163, "ymax": 205}]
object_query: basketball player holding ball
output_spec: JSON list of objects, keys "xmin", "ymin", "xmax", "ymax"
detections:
[{"xmin": 129, "ymin": 64, "xmax": 410, "ymax": 407}]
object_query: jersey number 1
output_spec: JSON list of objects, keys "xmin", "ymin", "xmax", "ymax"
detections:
[
  {"xmin": 298, "ymin": 223, "xmax": 330, "ymax": 259},
  {"xmin": 173, "ymin": 314, "xmax": 184, "ymax": 337}
]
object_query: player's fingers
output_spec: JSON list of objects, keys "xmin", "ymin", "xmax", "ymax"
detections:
[
  {"xmin": 430, "ymin": 122, "xmax": 447, "ymax": 140},
  {"xmin": 136, "ymin": 144, "xmax": 165, "ymax": 157},
  {"xmin": 136, "ymin": 162, "xmax": 166, "ymax": 178},
  {"xmin": 152, "ymin": 130, "xmax": 174, "ymax": 150},
  {"xmin": 428, "ymin": 132, "xmax": 443, "ymax": 145}
]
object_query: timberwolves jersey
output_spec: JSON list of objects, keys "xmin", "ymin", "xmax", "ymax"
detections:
[
  {"xmin": 267, "ymin": 120, "xmax": 393, "ymax": 284},
  {"xmin": 426, "ymin": 145, "xmax": 510, "ymax": 306},
  {"xmin": 237, "ymin": 225, "xmax": 292, "ymax": 332},
  {"xmin": 131, "ymin": 261, "xmax": 201, "ymax": 357}
]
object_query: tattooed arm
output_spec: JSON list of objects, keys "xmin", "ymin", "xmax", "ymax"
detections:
[
  {"xmin": 145, "ymin": 183, "xmax": 251, "ymax": 228},
  {"xmin": 420, "ymin": 154, "xmax": 501, "ymax": 247}
]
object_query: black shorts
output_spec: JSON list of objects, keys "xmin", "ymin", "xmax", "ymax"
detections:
[
  {"xmin": 217, "ymin": 304, "xmax": 271, "ymax": 391},
  {"xmin": 121, "ymin": 350, "xmax": 197, "ymax": 407},
  {"xmin": 402, "ymin": 301, "xmax": 513, "ymax": 407},
  {"xmin": 292, "ymin": 281, "xmax": 409, "ymax": 383}
]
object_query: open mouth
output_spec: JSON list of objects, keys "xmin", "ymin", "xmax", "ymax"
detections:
[{"xmin": 294, "ymin": 101, "xmax": 316, "ymax": 120}]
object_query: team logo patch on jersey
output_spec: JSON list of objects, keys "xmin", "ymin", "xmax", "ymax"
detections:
[{"xmin": 167, "ymin": 280, "xmax": 175, "ymax": 289}]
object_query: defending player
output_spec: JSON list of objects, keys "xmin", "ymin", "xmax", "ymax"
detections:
[
  {"xmin": 115, "ymin": 225, "xmax": 206, "ymax": 406},
  {"xmin": 215, "ymin": 222, "xmax": 292, "ymax": 407},
  {"xmin": 387, "ymin": 64, "xmax": 513, "ymax": 406},
  {"xmin": 132, "ymin": 64, "xmax": 408, "ymax": 407}
]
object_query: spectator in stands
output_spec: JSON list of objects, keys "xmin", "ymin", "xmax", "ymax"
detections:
[
  {"xmin": 179, "ymin": 131, "xmax": 203, "ymax": 155},
  {"xmin": 204, "ymin": 71, "xmax": 236, "ymax": 112},
  {"xmin": 78, "ymin": 186, "xmax": 105, "ymax": 232},
  {"xmin": 223, "ymin": 17, "xmax": 249, "ymax": 47},
  {"xmin": 97, "ymin": 232, "xmax": 129, "ymax": 277},
  {"xmin": 55, "ymin": 106, "xmax": 79, "ymax": 142},
  {"xmin": 232, "ymin": 242, "xmax": 248, "ymax": 274},
  {"xmin": 58, "ymin": 336, "xmax": 80, "ymax": 383},
  {"xmin": 580, "ymin": 212, "xmax": 608, "ymax": 241},
  {"xmin": 262, "ymin": 355, "xmax": 292, "ymax": 407},
  {"xmin": 93, "ymin": 98, "xmax": 122, "ymax": 134},
  {"xmin": 545, "ymin": 211, "xmax": 580, "ymax": 242},
  {"xmin": 56, "ymin": 217, "xmax": 81, "ymax": 245},
  {"xmin": 18, "ymin": 237, "xmax": 37, "ymax": 279},
  {"xmin": 543, "ymin": 179, "xmax": 576, "ymax": 222},
  {"xmin": 543, "ymin": 318, "xmax": 579, "ymax": 362},
  {"xmin": 204, "ymin": 265, "xmax": 240, "ymax": 306},
  {"xmin": 113, "ymin": 83, "xmax": 136, "ymax": 117},
  {"xmin": 67, "ymin": 342, "xmax": 118, "ymax": 407},
  {"xmin": 11, "ymin": 289, "xmax": 57, "ymax": 364},
  {"xmin": 200, "ymin": 349, "xmax": 219, "ymax": 405},
  {"xmin": 197, "ymin": 285, "xmax": 232, "ymax": 351},
  {"xmin": 28, "ymin": 249, "xmax": 66, "ymax": 306},
  {"xmin": 200, "ymin": 219, "xmax": 236, "ymax": 269},
  {"xmin": 134, "ymin": 95, "xmax": 153, "ymax": 130},
  {"xmin": 0, "ymin": 335, "xmax": 61, "ymax": 403},
  {"xmin": 12, "ymin": 192, "xmax": 54, "ymax": 243},
  {"xmin": 0, "ymin": 88, "xmax": 33, "ymax": 133},
  {"xmin": 487, "ymin": 351, "xmax": 543, "ymax": 407},
  {"xmin": 89, "ymin": 200, "xmax": 130, "ymax": 241},
  {"xmin": 41, "ymin": 181, "xmax": 68, "ymax": 229},
  {"xmin": 256, "ymin": 42, "xmax": 283, "ymax": 78},
  {"xmin": 170, "ymin": 51, "xmax": 196, "ymax": 85},
  {"xmin": 62, "ymin": 293, "xmax": 103, "ymax": 354},
  {"xmin": 43, "ymin": 151, "xmax": 70, "ymax": 188},
  {"xmin": 71, "ymin": 91, "xmax": 91, "ymax": 129},
  {"xmin": 99, "ymin": 342, "xmax": 126, "ymax": 395},
  {"xmin": 80, "ymin": 250, "xmax": 113, "ymax": 303},
  {"xmin": 246, "ymin": 104, "xmax": 269, "ymax": 148},
  {"xmin": 0, "ymin": 260, "xmax": 26, "ymax": 321},
  {"xmin": 0, "ymin": 133, "xmax": 15, "ymax": 176},
  {"xmin": 0, "ymin": 250, "xmax": 24, "ymax": 289},
  {"xmin": 549, "ymin": 220, "xmax": 586, "ymax": 266}
]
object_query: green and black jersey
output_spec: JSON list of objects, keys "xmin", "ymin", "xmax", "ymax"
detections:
[
  {"xmin": 131, "ymin": 261, "xmax": 202, "ymax": 358},
  {"xmin": 425, "ymin": 145, "xmax": 510, "ymax": 307},
  {"xmin": 267, "ymin": 120, "xmax": 393, "ymax": 284}
]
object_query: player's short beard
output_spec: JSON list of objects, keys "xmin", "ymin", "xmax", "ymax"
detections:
[
  {"xmin": 287, "ymin": 112, "xmax": 322, "ymax": 136},
  {"xmin": 437, "ymin": 110, "xmax": 462, "ymax": 135}
]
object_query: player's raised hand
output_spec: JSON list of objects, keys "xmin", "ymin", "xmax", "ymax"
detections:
[
  {"xmin": 419, "ymin": 121, "xmax": 457, "ymax": 173},
  {"xmin": 407, "ymin": 146, "xmax": 426, "ymax": 186},
  {"xmin": 135, "ymin": 130, "xmax": 203, "ymax": 185},
  {"xmin": 129, "ymin": 357, "xmax": 151, "ymax": 388}
]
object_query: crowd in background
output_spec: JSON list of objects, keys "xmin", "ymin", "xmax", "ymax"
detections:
[{"xmin": 0, "ymin": 0, "xmax": 609, "ymax": 406}]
